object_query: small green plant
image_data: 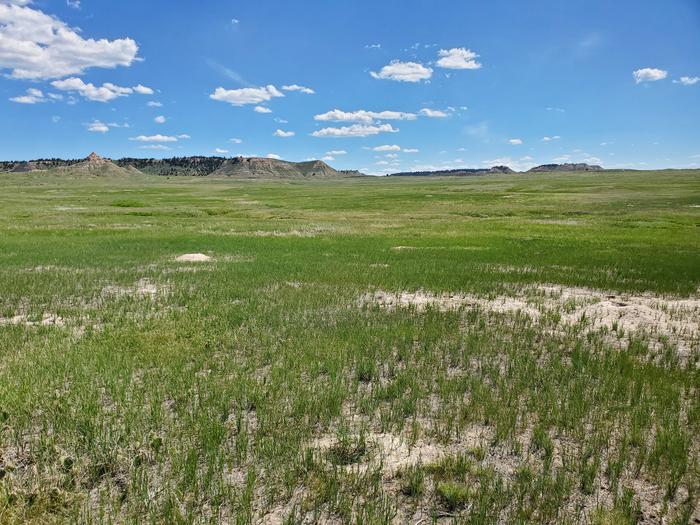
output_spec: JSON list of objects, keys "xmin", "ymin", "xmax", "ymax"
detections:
[
  {"xmin": 399, "ymin": 464, "xmax": 424, "ymax": 497},
  {"xmin": 436, "ymin": 481, "xmax": 471, "ymax": 511}
]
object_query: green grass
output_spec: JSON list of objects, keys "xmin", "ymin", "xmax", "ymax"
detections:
[{"xmin": 0, "ymin": 169, "xmax": 698, "ymax": 523}]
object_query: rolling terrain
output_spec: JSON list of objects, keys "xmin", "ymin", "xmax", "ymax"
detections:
[{"xmin": 0, "ymin": 169, "xmax": 698, "ymax": 523}]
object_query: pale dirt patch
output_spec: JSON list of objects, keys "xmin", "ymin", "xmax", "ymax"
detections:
[
  {"xmin": 310, "ymin": 429, "xmax": 490, "ymax": 478},
  {"xmin": 0, "ymin": 313, "xmax": 64, "ymax": 327},
  {"xmin": 101, "ymin": 278, "xmax": 167, "ymax": 298},
  {"xmin": 360, "ymin": 286, "xmax": 700, "ymax": 359},
  {"xmin": 175, "ymin": 253, "xmax": 212, "ymax": 262},
  {"xmin": 391, "ymin": 246, "xmax": 486, "ymax": 251},
  {"xmin": 530, "ymin": 219, "xmax": 581, "ymax": 225}
]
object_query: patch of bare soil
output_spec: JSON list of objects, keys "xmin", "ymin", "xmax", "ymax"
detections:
[
  {"xmin": 360, "ymin": 286, "xmax": 700, "ymax": 360},
  {"xmin": 175, "ymin": 253, "xmax": 212, "ymax": 262},
  {"xmin": 0, "ymin": 313, "xmax": 64, "ymax": 327},
  {"xmin": 101, "ymin": 278, "xmax": 166, "ymax": 298}
]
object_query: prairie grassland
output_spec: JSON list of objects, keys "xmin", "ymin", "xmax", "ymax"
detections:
[{"xmin": 0, "ymin": 170, "xmax": 699, "ymax": 524}]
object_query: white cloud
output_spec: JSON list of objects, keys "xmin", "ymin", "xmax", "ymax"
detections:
[
  {"xmin": 365, "ymin": 43, "xmax": 381, "ymax": 49},
  {"xmin": 508, "ymin": 138, "xmax": 523, "ymax": 145},
  {"xmin": 0, "ymin": 2, "xmax": 139, "ymax": 79},
  {"xmin": 86, "ymin": 120, "xmax": 109, "ymax": 133},
  {"xmin": 372, "ymin": 144, "xmax": 401, "ymax": 152},
  {"xmin": 674, "ymin": 76, "xmax": 699, "ymax": 86},
  {"xmin": 385, "ymin": 153, "xmax": 399, "ymax": 159},
  {"xmin": 139, "ymin": 144, "xmax": 171, "ymax": 150},
  {"xmin": 66, "ymin": 0, "xmax": 80, "ymax": 9},
  {"xmin": 51, "ymin": 77, "xmax": 152, "ymax": 102},
  {"xmin": 209, "ymin": 85, "xmax": 283, "ymax": 106},
  {"xmin": 282, "ymin": 84, "xmax": 315, "ymax": 94},
  {"xmin": 312, "ymin": 123, "xmax": 399, "ymax": 138},
  {"xmin": 321, "ymin": 155, "xmax": 335, "ymax": 161},
  {"xmin": 177, "ymin": 134, "xmax": 190, "ymax": 139},
  {"xmin": 419, "ymin": 108, "xmax": 448, "ymax": 118},
  {"xmin": 129, "ymin": 134, "xmax": 179, "ymax": 142},
  {"xmin": 231, "ymin": 18, "xmax": 239, "ymax": 25},
  {"xmin": 147, "ymin": 101, "xmax": 163, "ymax": 107},
  {"xmin": 314, "ymin": 109, "xmax": 416, "ymax": 123},
  {"xmin": 274, "ymin": 117, "xmax": 288, "ymax": 124},
  {"xmin": 266, "ymin": 153, "xmax": 281, "ymax": 159},
  {"xmin": 370, "ymin": 60, "xmax": 432, "ymax": 82},
  {"xmin": 254, "ymin": 105, "xmax": 272, "ymax": 113},
  {"xmin": 326, "ymin": 150, "xmax": 346, "ymax": 155},
  {"xmin": 51, "ymin": 115, "xmax": 61, "ymax": 123},
  {"xmin": 274, "ymin": 129, "xmax": 295, "ymax": 137},
  {"xmin": 542, "ymin": 135, "xmax": 560, "ymax": 142},
  {"xmin": 9, "ymin": 87, "xmax": 45, "ymax": 103},
  {"xmin": 154, "ymin": 115, "xmax": 166, "ymax": 124},
  {"xmin": 133, "ymin": 84, "xmax": 154, "ymax": 95},
  {"xmin": 436, "ymin": 48, "xmax": 481, "ymax": 70},
  {"xmin": 214, "ymin": 148, "xmax": 228, "ymax": 154},
  {"xmin": 633, "ymin": 68, "xmax": 667, "ymax": 83},
  {"xmin": 403, "ymin": 148, "xmax": 419, "ymax": 153},
  {"xmin": 229, "ymin": 138, "xmax": 242, "ymax": 144},
  {"xmin": 546, "ymin": 107, "xmax": 565, "ymax": 113}
]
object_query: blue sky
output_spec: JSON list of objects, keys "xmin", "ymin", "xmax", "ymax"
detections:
[{"xmin": 1, "ymin": 0, "xmax": 699, "ymax": 173}]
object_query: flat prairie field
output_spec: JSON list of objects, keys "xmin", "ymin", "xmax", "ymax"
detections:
[{"xmin": 0, "ymin": 170, "xmax": 699, "ymax": 524}]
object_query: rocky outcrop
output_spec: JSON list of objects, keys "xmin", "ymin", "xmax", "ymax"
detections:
[
  {"xmin": 211, "ymin": 156, "xmax": 351, "ymax": 178},
  {"xmin": 528, "ymin": 163, "xmax": 603, "ymax": 173},
  {"xmin": 390, "ymin": 165, "xmax": 515, "ymax": 177}
]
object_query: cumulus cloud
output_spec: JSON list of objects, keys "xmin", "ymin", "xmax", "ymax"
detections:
[
  {"xmin": 314, "ymin": 109, "xmax": 416, "ymax": 123},
  {"xmin": 133, "ymin": 84, "xmax": 154, "ymax": 95},
  {"xmin": 154, "ymin": 115, "xmax": 166, "ymax": 124},
  {"xmin": 177, "ymin": 134, "xmax": 190, "ymax": 139},
  {"xmin": 372, "ymin": 145, "xmax": 401, "ymax": 152},
  {"xmin": 253, "ymin": 106, "xmax": 272, "ymax": 113},
  {"xmin": 633, "ymin": 68, "xmax": 667, "ymax": 83},
  {"xmin": 312, "ymin": 123, "xmax": 399, "ymax": 138},
  {"xmin": 129, "ymin": 134, "xmax": 179, "ymax": 142},
  {"xmin": 321, "ymin": 155, "xmax": 335, "ymax": 161},
  {"xmin": 66, "ymin": 0, "xmax": 81, "ymax": 9},
  {"xmin": 542, "ymin": 135, "xmax": 560, "ymax": 142},
  {"xmin": 403, "ymin": 148, "xmax": 419, "ymax": 153},
  {"xmin": 509, "ymin": 138, "xmax": 523, "ymax": 145},
  {"xmin": 326, "ymin": 150, "xmax": 346, "ymax": 155},
  {"xmin": 419, "ymin": 108, "xmax": 449, "ymax": 118},
  {"xmin": 266, "ymin": 153, "xmax": 281, "ymax": 159},
  {"xmin": 51, "ymin": 77, "xmax": 154, "ymax": 102},
  {"xmin": 0, "ymin": 2, "xmax": 139, "ymax": 79},
  {"xmin": 282, "ymin": 84, "xmax": 315, "ymax": 94},
  {"xmin": 370, "ymin": 60, "xmax": 432, "ymax": 82},
  {"xmin": 86, "ymin": 120, "xmax": 109, "ymax": 133},
  {"xmin": 674, "ymin": 76, "xmax": 699, "ymax": 86},
  {"xmin": 214, "ymin": 148, "xmax": 228, "ymax": 154},
  {"xmin": 9, "ymin": 87, "xmax": 46, "ymax": 103},
  {"xmin": 209, "ymin": 85, "xmax": 283, "ymax": 105},
  {"xmin": 229, "ymin": 138, "xmax": 243, "ymax": 144},
  {"xmin": 274, "ymin": 129, "xmax": 295, "ymax": 137},
  {"xmin": 139, "ymin": 144, "xmax": 171, "ymax": 150},
  {"xmin": 436, "ymin": 48, "xmax": 481, "ymax": 70},
  {"xmin": 147, "ymin": 101, "xmax": 163, "ymax": 107}
]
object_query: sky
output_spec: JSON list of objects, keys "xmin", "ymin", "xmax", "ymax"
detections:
[{"xmin": 1, "ymin": 0, "xmax": 699, "ymax": 174}]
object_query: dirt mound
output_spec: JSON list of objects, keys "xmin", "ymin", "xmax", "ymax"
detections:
[{"xmin": 175, "ymin": 253, "xmax": 212, "ymax": 262}]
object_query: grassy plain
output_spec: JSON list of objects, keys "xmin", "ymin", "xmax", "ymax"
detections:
[{"xmin": 0, "ymin": 170, "xmax": 698, "ymax": 524}]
